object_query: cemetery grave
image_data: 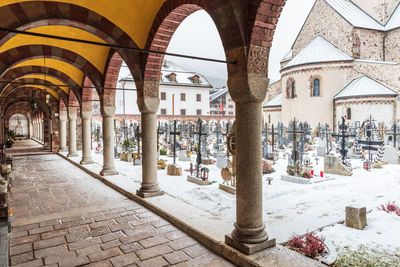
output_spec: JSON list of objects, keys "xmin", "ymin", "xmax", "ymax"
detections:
[{"xmin": 81, "ymin": 117, "xmax": 400, "ymax": 265}]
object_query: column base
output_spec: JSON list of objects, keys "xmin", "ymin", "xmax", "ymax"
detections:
[
  {"xmin": 225, "ymin": 234, "xmax": 276, "ymax": 255},
  {"xmin": 136, "ymin": 189, "xmax": 164, "ymax": 198},
  {"xmin": 80, "ymin": 158, "xmax": 95, "ymax": 165},
  {"xmin": 100, "ymin": 167, "xmax": 119, "ymax": 176},
  {"xmin": 67, "ymin": 152, "xmax": 79, "ymax": 157},
  {"xmin": 59, "ymin": 148, "xmax": 68, "ymax": 152}
]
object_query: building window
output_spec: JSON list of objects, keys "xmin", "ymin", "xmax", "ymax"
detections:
[
  {"xmin": 347, "ymin": 108, "xmax": 351, "ymax": 120},
  {"xmin": 313, "ymin": 78, "xmax": 320, "ymax": 96},
  {"xmin": 291, "ymin": 81, "xmax": 296, "ymax": 98},
  {"xmin": 196, "ymin": 94, "xmax": 201, "ymax": 102},
  {"xmin": 268, "ymin": 114, "xmax": 271, "ymax": 123},
  {"xmin": 197, "ymin": 109, "xmax": 202, "ymax": 115},
  {"xmin": 181, "ymin": 93, "xmax": 186, "ymax": 101},
  {"xmin": 180, "ymin": 109, "xmax": 186, "ymax": 115},
  {"xmin": 161, "ymin": 92, "xmax": 166, "ymax": 100},
  {"xmin": 161, "ymin": 109, "xmax": 167, "ymax": 115}
]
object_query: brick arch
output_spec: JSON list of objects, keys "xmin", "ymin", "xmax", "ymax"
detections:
[
  {"xmin": 0, "ymin": 44, "xmax": 104, "ymax": 101},
  {"xmin": 0, "ymin": 66, "xmax": 80, "ymax": 102},
  {"xmin": 5, "ymin": 104, "xmax": 31, "ymax": 124},
  {"xmin": 1, "ymin": 94, "xmax": 53, "ymax": 119},
  {"xmin": 2, "ymin": 85, "xmax": 60, "ymax": 108},
  {"xmin": 0, "ymin": 78, "xmax": 69, "ymax": 106},
  {"xmin": 101, "ymin": 51, "xmax": 124, "ymax": 106},
  {"xmin": 142, "ymin": 0, "xmax": 245, "ymax": 97}
]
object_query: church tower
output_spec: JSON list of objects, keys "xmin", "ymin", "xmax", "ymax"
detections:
[{"xmin": 351, "ymin": 0, "xmax": 400, "ymax": 24}]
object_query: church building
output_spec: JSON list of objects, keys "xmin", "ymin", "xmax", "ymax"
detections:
[{"xmin": 264, "ymin": 0, "xmax": 400, "ymax": 130}]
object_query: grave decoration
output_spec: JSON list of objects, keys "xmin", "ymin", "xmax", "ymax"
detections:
[
  {"xmin": 187, "ymin": 119, "xmax": 210, "ymax": 185},
  {"xmin": 357, "ymin": 115, "xmax": 384, "ymax": 170},
  {"xmin": 285, "ymin": 118, "xmax": 305, "ymax": 176},
  {"xmin": 331, "ymin": 117, "xmax": 355, "ymax": 172},
  {"xmin": 157, "ymin": 121, "xmax": 164, "ymax": 152},
  {"xmin": 133, "ymin": 125, "xmax": 142, "ymax": 165},
  {"xmin": 220, "ymin": 121, "xmax": 237, "ymax": 194},
  {"xmin": 277, "ymin": 122, "xmax": 288, "ymax": 147},
  {"xmin": 120, "ymin": 138, "xmax": 134, "ymax": 162},
  {"xmin": 167, "ymin": 120, "xmax": 182, "ymax": 176}
]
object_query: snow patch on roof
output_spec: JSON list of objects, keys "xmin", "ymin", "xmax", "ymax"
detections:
[
  {"xmin": 325, "ymin": 0, "xmax": 384, "ymax": 31},
  {"xmin": 263, "ymin": 93, "xmax": 282, "ymax": 108},
  {"xmin": 282, "ymin": 36, "xmax": 353, "ymax": 70},
  {"xmin": 334, "ymin": 76, "xmax": 397, "ymax": 99},
  {"xmin": 281, "ymin": 50, "xmax": 293, "ymax": 63},
  {"xmin": 385, "ymin": 3, "xmax": 400, "ymax": 31}
]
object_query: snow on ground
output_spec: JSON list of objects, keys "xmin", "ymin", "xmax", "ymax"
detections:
[{"xmin": 82, "ymin": 144, "xmax": 400, "ymax": 254}]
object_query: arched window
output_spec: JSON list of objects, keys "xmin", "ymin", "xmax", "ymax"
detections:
[
  {"xmin": 313, "ymin": 78, "xmax": 320, "ymax": 96},
  {"xmin": 268, "ymin": 114, "xmax": 271, "ymax": 124},
  {"xmin": 291, "ymin": 81, "xmax": 296, "ymax": 98},
  {"xmin": 347, "ymin": 108, "xmax": 351, "ymax": 120}
]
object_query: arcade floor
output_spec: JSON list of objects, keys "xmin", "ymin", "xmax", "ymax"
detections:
[{"xmin": 7, "ymin": 140, "xmax": 233, "ymax": 266}]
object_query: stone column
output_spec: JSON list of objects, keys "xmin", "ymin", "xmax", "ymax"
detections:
[
  {"xmin": 137, "ymin": 96, "xmax": 163, "ymax": 198},
  {"xmin": 67, "ymin": 108, "xmax": 78, "ymax": 157},
  {"xmin": 39, "ymin": 121, "xmax": 43, "ymax": 142},
  {"xmin": 100, "ymin": 106, "xmax": 118, "ymax": 176},
  {"xmin": 224, "ymin": 46, "xmax": 274, "ymax": 255},
  {"xmin": 43, "ymin": 117, "xmax": 51, "ymax": 149},
  {"xmin": 59, "ymin": 112, "xmax": 68, "ymax": 152},
  {"xmin": 80, "ymin": 111, "xmax": 94, "ymax": 164}
]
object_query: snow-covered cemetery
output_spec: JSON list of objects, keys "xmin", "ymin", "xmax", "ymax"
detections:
[{"xmin": 1, "ymin": 0, "xmax": 400, "ymax": 266}]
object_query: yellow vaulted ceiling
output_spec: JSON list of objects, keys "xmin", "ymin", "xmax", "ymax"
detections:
[
  {"xmin": 15, "ymin": 74, "xmax": 70, "ymax": 94},
  {"xmin": 15, "ymin": 85, "xmax": 59, "ymax": 100},
  {"xmin": 0, "ymin": 0, "xmax": 166, "ymax": 48},
  {"xmin": 0, "ymin": 25, "xmax": 109, "ymax": 74},
  {"xmin": 11, "ymin": 59, "xmax": 84, "ymax": 87}
]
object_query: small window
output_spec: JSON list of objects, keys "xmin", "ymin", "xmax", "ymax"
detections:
[
  {"xmin": 347, "ymin": 108, "xmax": 351, "ymax": 120},
  {"xmin": 161, "ymin": 109, "xmax": 167, "ymax": 115},
  {"xmin": 181, "ymin": 93, "xmax": 186, "ymax": 101},
  {"xmin": 180, "ymin": 109, "xmax": 186, "ymax": 116},
  {"xmin": 196, "ymin": 109, "xmax": 202, "ymax": 115},
  {"xmin": 161, "ymin": 92, "xmax": 166, "ymax": 100},
  {"xmin": 196, "ymin": 94, "xmax": 201, "ymax": 102},
  {"xmin": 313, "ymin": 78, "xmax": 320, "ymax": 96},
  {"xmin": 291, "ymin": 81, "xmax": 296, "ymax": 98},
  {"xmin": 268, "ymin": 114, "xmax": 271, "ymax": 123}
]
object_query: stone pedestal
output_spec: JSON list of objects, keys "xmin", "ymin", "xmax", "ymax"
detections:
[
  {"xmin": 187, "ymin": 175, "xmax": 209, "ymax": 185},
  {"xmin": 324, "ymin": 155, "xmax": 352, "ymax": 176},
  {"xmin": 219, "ymin": 183, "xmax": 236, "ymax": 194},
  {"xmin": 345, "ymin": 206, "xmax": 367, "ymax": 230},
  {"xmin": 120, "ymin": 152, "xmax": 133, "ymax": 162},
  {"xmin": 167, "ymin": 164, "xmax": 182, "ymax": 176},
  {"xmin": 201, "ymin": 159, "xmax": 214, "ymax": 165},
  {"xmin": 225, "ymin": 234, "xmax": 276, "ymax": 255}
]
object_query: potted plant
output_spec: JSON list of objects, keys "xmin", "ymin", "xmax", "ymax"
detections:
[
  {"xmin": 120, "ymin": 139, "xmax": 134, "ymax": 162},
  {"xmin": 6, "ymin": 130, "xmax": 15, "ymax": 148}
]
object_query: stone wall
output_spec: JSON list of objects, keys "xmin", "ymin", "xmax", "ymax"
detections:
[
  {"xmin": 385, "ymin": 28, "xmax": 400, "ymax": 63},
  {"xmin": 266, "ymin": 80, "xmax": 282, "ymax": 102},
  {"xmin": 354, "ymin": 28, "xmax": 384, "ymax": 61},
  {"xmin": 292, "ymin": 0, "xmax": 354, "ymax": 57}
]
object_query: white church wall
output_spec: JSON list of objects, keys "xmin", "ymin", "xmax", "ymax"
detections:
[
  {"xmin": 9, "ymin": 114, "xmax": 29, "ymax": 137},
  {"xmin": 281, "ymin": 65, "xmax": 353, "ymax": 128},
  {"xmin": 263, "ymin": 109, "xmax": 281, "ymax": 127}
]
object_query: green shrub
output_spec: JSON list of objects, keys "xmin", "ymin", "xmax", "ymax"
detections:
[
  {"xmin": 122, "ymin": 139, "xmax": 134, "ymax": 152},
  {"xmin": 159, "ymin": 148, "xmax": 167, "ymax": 156}
]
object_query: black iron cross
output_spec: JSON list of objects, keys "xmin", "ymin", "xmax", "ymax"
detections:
[
  {"xmin": 262, "ymin": 123, "xmax": 269, "ymax": 159},
  {"xmin": 322, "ymin": 124, "xmax": 332, "ymax": 154},
  {"xmin": 358, "ymin": 116, "xmax": 382, "ymax": 163},
  {"xmin": 391, "ymin": 124, "xmax": 400, "ymax": 149},
  {"xmin": 134, "ymin": 125, "xmax": 142, "ymax": 160},
  {"xmin": 286, "ymin": 118, "xmax": 304, "ymax": 165},
  {"xmin": 170, "ymin": 120, "xmax": 181, "ymax": 164},
  {"xmin": 332, "ymin": 117, "xmax": 355, "ymax": 166},
  {"xmin": 214, "ymin": 123, "xmax": 222, "ymax": 145},
  {"xmin": 193, "ymin": 119, "xmax": 208, "ymax": 178}
]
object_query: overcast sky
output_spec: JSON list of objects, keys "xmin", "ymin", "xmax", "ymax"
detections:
[{"xmin": 120, "ymin": 0, "xmax": 316, "ymax": 85}]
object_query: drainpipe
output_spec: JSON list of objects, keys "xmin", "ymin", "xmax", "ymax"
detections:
[{"xmin": 383, "ymin": 31, "xmax": 387, "ymax": 61}]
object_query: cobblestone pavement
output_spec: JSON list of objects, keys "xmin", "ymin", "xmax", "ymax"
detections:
[{"xmin": 9, "ymin": 154, "xmax": 234, "ymax": 266}]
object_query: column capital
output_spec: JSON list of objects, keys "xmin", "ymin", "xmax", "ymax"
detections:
[
  {"xmin": 101, "ymin": 105, "xmax": 115, "ymax": 118},
  {"xmin": 81, "ymin": 110, "xmax": 92, "ymax": 120},
  {"xmin": 226, "ymin": 46, "xmax": 269, "ymax": 104},
  {"xmin": 138, "ymin": 96, "xmax": 159, "ymax": 114},
  {"xmin": 68, "ymin": 107, "xmax": 78, "ymax": 120}
]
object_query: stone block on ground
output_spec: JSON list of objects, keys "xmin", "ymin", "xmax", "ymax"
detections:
[
  {"xmin": 167, "ymin": 164, "xmax": 182, "ymax": 176},
  {"xmin": 219, "ymin": 183, "xmax": 236, "ymax": 194},
  {"xmin": 216, "ymin": 154, "xmax": 227, "ymax": 169},
  {"xmin": 381, "ymin": 146, "xmax": 398, "ymax": 164},
  {"xmin": 201, "ymin": 159, "xmax": 214, "ymax": 165},
  {"xmin": 345, "ymin": 206, "xmax": 367, "ymax": 230},
  {"xmin": 324, "ymin": 155, "xmax": 352, "ymax": 176},
  {"xmin": 178, "ymin": 150, "xmax": 191, "ymax": 162},
  {"xmin": 187, "ymin": 176, "xmax": 209, "ymax": 185}
]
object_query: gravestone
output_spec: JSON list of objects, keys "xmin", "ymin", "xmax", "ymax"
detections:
[
  {"xmin": 167, "ymin": 164, "xmax": 182, "ymax": 176},
  {"xmin": 317, "ymin": 138, "xmax": 326, "ymax": 157},
  {"xmin": 216, "ymin": 154, "xmax": 228, "ymax": 169},
  {"xmin": 381, "ymin": 146, "xmax": 398, "ymax": 164},
  {"xmin": 345, "ymin": 206, "xmax": 367, "ymax": 230},
  {"xmin": 178, "ymin": 150, "xmax": 191, "ymax": 162},
  {"xmin": 324, "ymin": 155, "xmax": 352, "ymax": 176}
]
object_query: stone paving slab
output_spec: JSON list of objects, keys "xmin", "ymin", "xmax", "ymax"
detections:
[{"xmin": 9, "ymin": 153, "xmax": 234, "ymax": 266}]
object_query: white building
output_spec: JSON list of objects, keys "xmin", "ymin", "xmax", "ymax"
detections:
[
  {"xmin": 117, "ymin": 60, "xmax": 212, "ymax": 116},
  {"xmin": 209, "ymin": 87, "xmax": 236, "ymax": 116}
]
